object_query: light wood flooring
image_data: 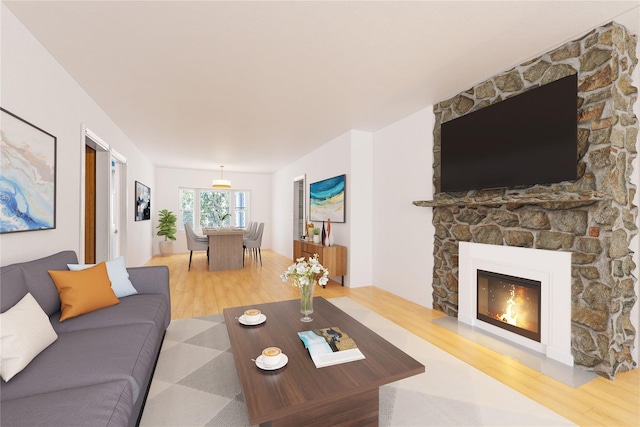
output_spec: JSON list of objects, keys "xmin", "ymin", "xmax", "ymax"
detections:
[{"xmin": 146, "ymin": 249, "xmax": 639, "ymax": 427}]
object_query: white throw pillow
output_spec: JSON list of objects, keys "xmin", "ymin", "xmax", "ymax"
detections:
[
  {"xmin": 67, "ymin": 256, "xmax": 138, "ymax": 298},
  {"xmin": 0, "ymin": 293, "xmax": 59, "ymax": 381}
]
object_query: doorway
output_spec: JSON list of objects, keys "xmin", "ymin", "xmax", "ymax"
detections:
[
  {"xmin": 83, "ymin": 128, "xmax": 127, "ymax": 263},
  {"xmin": 110, "ymin": 152, "xmax": 127, "ymax": 260},
  {"xmin": 85, "ymin": 145, "xmax": 97, "ymax": 263},
  {"xmin": 293, "ymin": 175, "xmax": 306, "ymax": 239}
]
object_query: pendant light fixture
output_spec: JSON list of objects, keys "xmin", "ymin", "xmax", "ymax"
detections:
[{"xmin": 212, "ymin": 165, "xmax": 231, "ymax": 189}]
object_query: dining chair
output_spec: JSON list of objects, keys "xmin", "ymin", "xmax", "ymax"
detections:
[
  {"xmin": 185, "ymin": 222, "xmax": 209, "ymax": 271},
  {"xmin": 243, "ymin": 222, "xmax": 264, "ymax": 266},
  {"xmin": 243, "ymin": 222, "xmax": 258, "ymax": 244},
  {"xmin": 243, "ymin": 221, "xmax": 257, "ymax": 236}
]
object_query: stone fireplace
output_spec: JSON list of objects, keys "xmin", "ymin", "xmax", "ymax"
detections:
[{"xmin": 414, "ymin": 22, "xmax": 638, "ymax": 379}]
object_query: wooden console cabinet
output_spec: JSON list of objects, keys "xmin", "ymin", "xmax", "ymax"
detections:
[{"xmin": 293, "ymin": 240, "xmax": 347, "ymax": 286}]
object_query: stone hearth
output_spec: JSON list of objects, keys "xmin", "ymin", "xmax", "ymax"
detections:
[{"xmin": 415, "ymin": 22, "xmax": 638, "ymax": 379}]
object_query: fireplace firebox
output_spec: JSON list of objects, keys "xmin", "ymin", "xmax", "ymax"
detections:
[{"xmin": 476, "ymin": 270, "xmax": 541, "ymax": 342}]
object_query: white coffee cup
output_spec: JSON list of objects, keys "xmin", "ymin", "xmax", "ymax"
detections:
[
  {"xmin": 244, "ymin": 309, "xmax": 261, "ymax": 323},
  {"xmin": 261, "ymin": 347, "xmax": 282, "ymax": 367}
]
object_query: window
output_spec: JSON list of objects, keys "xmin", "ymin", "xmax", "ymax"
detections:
[
  {"xmin": 200, "ymin": 190, "xmax": 230, "ymax": 227},
  {"xmin": 179, "ymin": 189, "xmax": 195, "ymax": 229},
  {"xmin": 235, "ymin": 192, "xmax": 247, "ymax": 228},
  {"xmin": 179, "ymin": 188, "xmax": 250, "ymax": 231}
]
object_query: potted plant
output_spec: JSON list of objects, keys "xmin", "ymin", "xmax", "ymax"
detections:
[
  {"xmin": 312, "ymin": 227, "xmax": 321, "ymax": 244},
  {"xmin": 157, "ymin": 209, "xmax": 177, "ymax": 256},
  {"xmin": 216, "ymin": 211, "xmax": 231, "ymax": 228}
]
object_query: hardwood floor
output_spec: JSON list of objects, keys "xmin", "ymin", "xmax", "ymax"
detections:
[{"xmin": 146, "ymin": 249, "xmax": 639, "ymax": 427}]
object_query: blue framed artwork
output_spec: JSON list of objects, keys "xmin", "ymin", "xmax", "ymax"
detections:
[
  {"xmin": 309, "ymin": 174, "xmax": 345, "ymax": 223},
  {"xmin": 0, "ymin": 108, "xmax": 57, "ymax": 234}
]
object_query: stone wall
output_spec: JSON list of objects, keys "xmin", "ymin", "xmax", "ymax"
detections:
[{"xmin": 429, "ymin": 22, "xmax": 638, "ymax": 379}]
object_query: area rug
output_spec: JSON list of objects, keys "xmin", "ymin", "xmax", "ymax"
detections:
[{"xmin": 139, "ymin": 297, "xmax": 576, "ymax": 426}]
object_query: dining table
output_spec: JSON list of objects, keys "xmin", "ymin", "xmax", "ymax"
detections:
[{"xmin": 201, "ymin": 227, "xmax": 246, "ymax": 271}]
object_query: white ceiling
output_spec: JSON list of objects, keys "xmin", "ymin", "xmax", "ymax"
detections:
[{"xmin": 4, "ymin": 1, "xmax": 639, "ymax": 174}]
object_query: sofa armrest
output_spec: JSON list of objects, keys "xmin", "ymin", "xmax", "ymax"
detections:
[{"xmin": 127, "ymin": 266, "xmax": 170, "ymax": 303}]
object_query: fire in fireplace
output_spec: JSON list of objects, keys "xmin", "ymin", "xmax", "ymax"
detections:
[{"xmin": 476, "ymin": 270, "xmax": 541, "ymax": 342}]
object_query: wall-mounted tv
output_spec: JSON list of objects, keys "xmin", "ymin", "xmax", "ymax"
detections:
[
  {"xmin": 440, "ymin": 73, "xmax": 578, "ymax": 193},
  {"xmin": 309, "ymin": 174, "xmax": 346, "ymax": 223}
]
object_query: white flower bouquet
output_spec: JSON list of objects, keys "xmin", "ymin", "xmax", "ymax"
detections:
[
  {"xmin": 280, "ymin": 254, "xmax": 329, "ymax": 288},
  {"xmin": 281, "ymin": 254, "xmax": 329, "ymax": 321}
]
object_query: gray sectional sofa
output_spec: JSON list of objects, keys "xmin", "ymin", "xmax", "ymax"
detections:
[{"xmin": 0, "ymin": 251, "xmax": 171, "ymax": 427}]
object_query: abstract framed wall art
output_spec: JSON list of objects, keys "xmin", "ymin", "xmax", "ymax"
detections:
[
  {"xmin": 309, "ymin": 174, "xmax": 346, "ymax": 223},
  {"xmin": 0, "ymin": 108, "xmax": 57, "ymax": 233},
  {"xmin": 135, "ymin": 181, "xmax": 151, "ymax": 221}
]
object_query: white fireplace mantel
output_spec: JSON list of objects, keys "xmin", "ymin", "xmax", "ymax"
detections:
[{"xmin": 458, "ymin": 242, "xmax": 574, "ymax": 366}]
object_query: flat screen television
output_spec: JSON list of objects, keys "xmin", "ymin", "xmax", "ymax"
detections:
[{"xmin": 440, "ymin": 73, "xmax": 578, "ymax": 193}]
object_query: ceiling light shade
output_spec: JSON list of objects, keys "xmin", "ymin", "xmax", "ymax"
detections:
[{"xmin": 212, "ymin": 165, "xmax": 231, "ymax": 188}]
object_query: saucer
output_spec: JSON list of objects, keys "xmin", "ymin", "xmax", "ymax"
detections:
[
  {"xmin": 239, "ymin": 313, "xmax": 266, "ymax": 325},
  {"xmin": 255, "ymin": 354, "xmax": 288, "ymax": 370}
]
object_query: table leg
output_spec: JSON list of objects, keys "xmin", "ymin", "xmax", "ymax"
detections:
[
  {"xmin": 264, "ymin": 387, "xmax": 379, "ymax": 427},
  {"xmin": 208, "ymin": 234, "xmax": 244, "ymax": 271}
]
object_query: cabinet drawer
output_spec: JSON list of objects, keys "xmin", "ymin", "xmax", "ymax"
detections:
[
  {"xmin": 293, "ymin": 240, "xmax": 347, "ymax": 280},
  {"xmin": 301, "ymin": 242, "xmax": 318, "ymax": 254},
  {"xmin": 301, "ymin": 249, "xmax": 321, "ymax": 263}
]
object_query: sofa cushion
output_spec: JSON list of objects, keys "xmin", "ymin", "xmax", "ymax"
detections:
[
  {"xmin": 48, "ymin": 263, "xmax": 120, "ymax": 321},
  {"xmin": 1, "ymin": 323, "xmax": 160, "ymax": 402},
  {"xmin": 0, "ymin": 264, "xmax": 28, "ymax": 313},
  {"xmin": 68, "ymin": 256, "xmax": 138, "ymax": 298},
  {"xmin": 0, "ymin": 379, "xmax": 134, "ymax": 427},
  {"xmin": 21, "ymin": 251, "xmax": 78, "ymax": 316},
  {"xmin": 0, "ymin": 293, "xmax": 58, "ymax": 382},
  {"xmin": 51, "ymin": 294, "xmax": 169, "ymax": 335}
]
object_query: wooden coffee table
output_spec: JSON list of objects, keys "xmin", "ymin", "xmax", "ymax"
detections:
[{"xmin": 223, "ymin": 297, "xmax": 425, "ymax": 426}]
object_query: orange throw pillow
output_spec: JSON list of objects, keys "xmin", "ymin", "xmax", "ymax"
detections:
[{"xmin": 48, "ymin": 263, "xmax": 119, "ymax": 321}]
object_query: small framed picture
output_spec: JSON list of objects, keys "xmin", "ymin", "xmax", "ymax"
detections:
[{"xmin": 135, "ymin": 181, "xmax": 151, "ymax": 221}]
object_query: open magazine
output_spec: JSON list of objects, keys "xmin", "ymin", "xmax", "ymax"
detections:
[{"xmin": 297, "ymin": 327, "xmax": 365, "ymax": 368}]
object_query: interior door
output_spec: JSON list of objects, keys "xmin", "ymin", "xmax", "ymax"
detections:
[
  {"xmin": 83, "ymin": 128, "xmax": 126, "ymax": 263},
  {"xmin": 84, "ymin": 146, "xmax": 97, "ymax": 263}
]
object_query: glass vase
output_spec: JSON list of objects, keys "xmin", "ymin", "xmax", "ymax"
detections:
[{"xmin": 300, "ymin": 282, "xmax": 315, "ymax": 322}]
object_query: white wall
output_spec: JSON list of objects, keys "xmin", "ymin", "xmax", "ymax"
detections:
[
  {"xmin": 349, "ymin": 130, "xmax": 373, "ymax": 287},
  {"xmin": 372, "ymin": 107, "xmax": 435, "ymax": 307},
  {"xmin": 0, "ymin": 4, "xmax": 155, "ymax": 267},
  {"xmin": 154, "ymin": 167, "xmax": 272, "ymax": 255},
  {"xmin": 271, "ymin": 116, "xmax": 433, "ymax": 303},
  {"xmin": 271, "ymin": 130, "xmax": 365, "ymax": 285}
]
